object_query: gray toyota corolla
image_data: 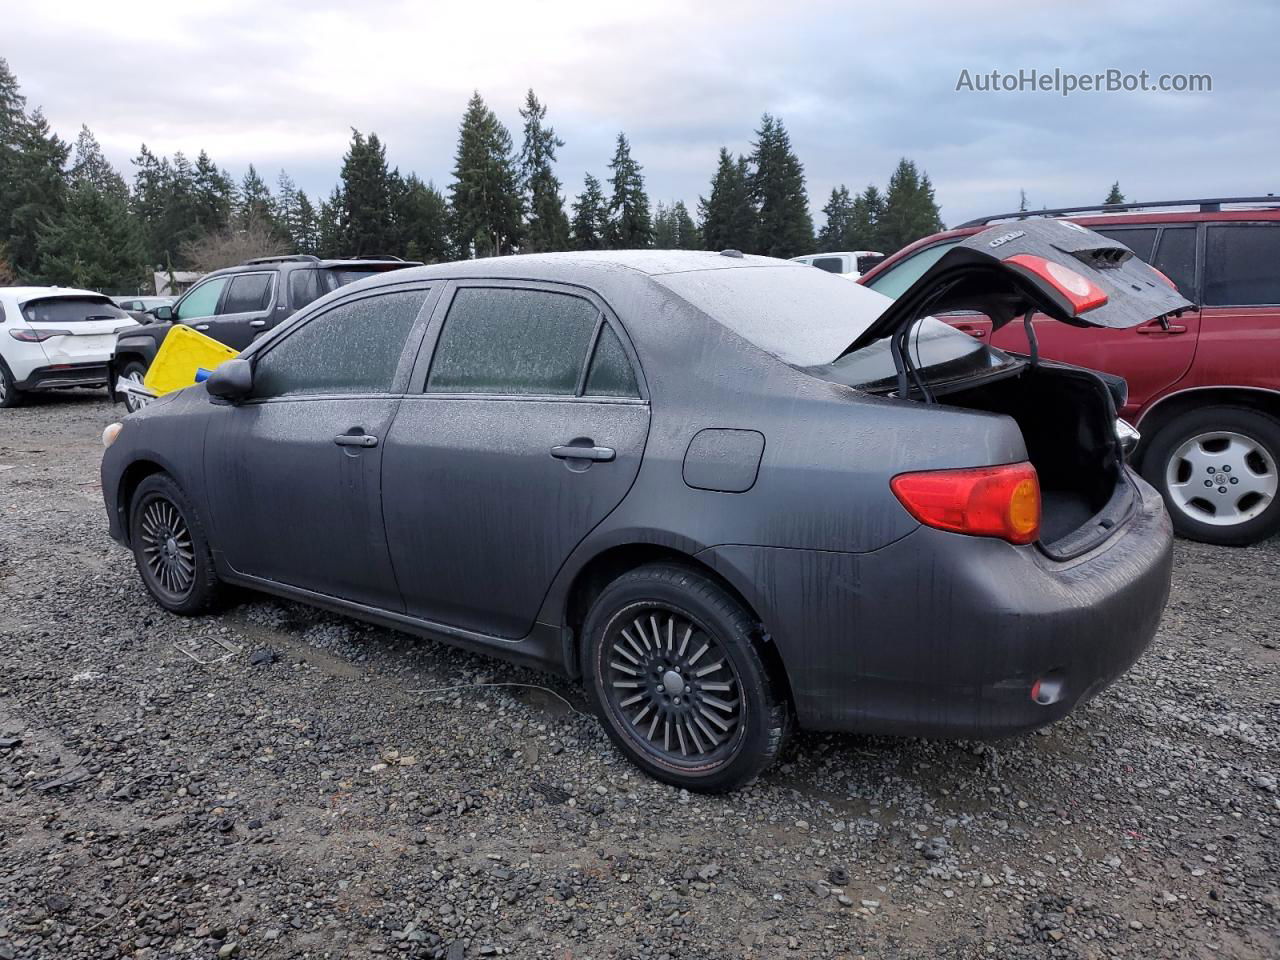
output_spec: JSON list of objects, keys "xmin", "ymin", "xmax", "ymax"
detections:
[{"xmin": 102, "ymin": 220, "xmax": 1184, "ymax": 791}]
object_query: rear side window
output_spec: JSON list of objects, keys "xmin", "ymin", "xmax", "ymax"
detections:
[
  {"xmin": 426, "ymin": 288, "xmax": 599, "ymax": 395},
  {"xmin": 811, "ymin": 256, "xmax": 845, "ymax": 274},
  {"xmin": 252, "ymin": 289, "xmax": 428, "ymax": 398},
  {"xmin": 1094, "ymin": 227, "xmax": 1157, "ymax": 262},
  {"xmin": 1204, "ymin": 225, "xmax": 1280, "ymax": 306},
  {"xmin": 21, "ymin": 297, "xmax": 129, "ymax": 323},
  {"xmin": 220, "ymin": 273, "xmax": 274, "ymax": 314},
  {"xmin": 289, "ymin": 269, "xmax": 326, "ymax": 310},
  {"xmin": 1152, "ymin": 227, "xmax": 1197, "ymax": 298},
  {"xmin": 584, "ymin": 323, "xmax": 640, "ymax": 398}
]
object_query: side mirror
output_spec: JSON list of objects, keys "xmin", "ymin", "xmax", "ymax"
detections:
[
  {"xmin": 151, "ymin": 305, "xmax": 174, "ymax": 321},
  {"xmin": 206, "ymin": 358, "xmax": 254, "ymax": 402}
]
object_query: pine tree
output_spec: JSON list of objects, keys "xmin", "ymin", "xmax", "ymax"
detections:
[
  {"xmin": 605, "ymin": 133, "xmax": 652, "ymax": 248},
  {"xmin": 879, "ymin": 159, "xmax": 943, "ymax": 252},
  {"xmin": 570, "ymin": 173, "xmax": 608, "ymax": 250},
  {"xmin": 847, "ymin": 185, "xmax": 886, "ymax": 250},
  {"xmin": 7, "ymin": 109, "xmax": 69, "ymax": 279},
  {"xmin": 748, "ymin": 114, "xmax": 813, "ymax": 258},
  {"xmin": 518, "ymin": 90, "xmax": 570, "ymax": 252},
  {"xmin": 0, "ymin": 57, "xmax": 29, "ymax": 273},
  {"xmin": 652, "ymin": 201, "xmax": 701, "ymax": 250},
  {"xmin": 38, "ymin": 180, "xmax": 147, "ymax": 291},
  {"xmin": 449, "ymin": 93, "xmax": 523, "ymax": 258},
  {"xmin": 237, "ymin": 164, "xmax": 275, "ymax": 229},
  {"xmin": 316, "ymin": 187, "xmax": 345, "ymax": 258},
  {"xmin": 1019, "ymin": 188, "xmax": 1029, "ymax": 212},
  {"xmin": 818, "ymin": 186, "xmax": 854, "ymax": 251},
  {"xmin": 192, "ymin": 151, "xmax": 234, "ymax": 236},
  {"xmin": 699, "ymin": 148, "xmax": 756, "ymax": 252},
  {"xmin": 274, "ymin": 170, "xmax": 302, "ymax": 251},
  {"xmin": 339, "ymin": 130, "xmax": 400, "ymax": 255},
  {"xmin": 397, "ymin": 174, "xmax": 450, "ymax": 263},
  {"xmin": 652, "ymin": 202, "xmax": 675, "ymax": 249},
  {"xmin": 69, "ymin": 126, "xmax": 127, "ymax": 200},
  {"xmin": 1104, "ymin": 182, "xmax": 1125, "ymax": 205},
  {"xmin": 294, "ymin": 193, "xmax": 319, "ymax": 255}
]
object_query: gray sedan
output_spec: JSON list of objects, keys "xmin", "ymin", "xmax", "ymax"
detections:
[{"xmin": 101, "ymin": 221, "xmax": 1187, "ymax": 791}]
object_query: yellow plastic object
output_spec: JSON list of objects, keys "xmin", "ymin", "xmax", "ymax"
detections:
[{"xmin": 142, "ymin": 325, "xmax": 240, "ymax": 396}]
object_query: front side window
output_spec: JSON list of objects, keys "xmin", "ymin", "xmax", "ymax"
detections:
[
  {"xmin": 251, "ymin": 289, "xmax": 428, "ymax": 398},
  {"xmin": 220, "ymin": 273, "xmax": 274, "ymax": 314},
  {"xmin": 1204, "ymin": 224, "xmax": 1280, "ymax": 306},
  {"xmin": 176, "ymin": 277, "xmax": 229, "ymax": 321},
  {"xmin": 426, "ymin": 288, "xmax": 600, "ymax": 395},
  {"xmin": 864, "ymin": 241, "xmax": 959, "ymax": 300},
  {"xmin": 811, "ymin": 256, "xmax": 846, "ymax": 274}
]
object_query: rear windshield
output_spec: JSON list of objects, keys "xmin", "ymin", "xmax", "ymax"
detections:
[
  {"xmin": 326, "ymin": 267, "xmax": 405, "ymax": 286},
  {"xmin": 653, "ymin": 265, "xmax": 889, "ymax": 366},
  {"xmin": 22, "ymin": 296, "xmax": 130, "ymax": 324}
]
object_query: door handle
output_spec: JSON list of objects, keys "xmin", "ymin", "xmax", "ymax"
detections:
[
  {"xmin": 551, "ymin": 444, "xmax": 615, "ymax": 462},
  {"xmin": 334, "ymin": 433, "xmax": 378, "ymax": 448},
  {"xmin": 194, "ymin": 324, "xmax": 210, "ymax": 331},
  {"xmin": 955, "ymin": 324, "xmax": 986, "ymax": 338},
  {"xmin": 1136, "ymin": 323, "xmax": 1187, "ymax": 335},
  {"xmin": 249, "ymin": 319, "xmax": 267, "ymax": 328}
]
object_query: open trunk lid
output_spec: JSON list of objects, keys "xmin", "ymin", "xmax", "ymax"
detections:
[{"xmin": 841, "ymin": 218, "xmax": 1194, "ymax": 358}]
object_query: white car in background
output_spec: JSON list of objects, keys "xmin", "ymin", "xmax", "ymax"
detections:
[
  {"xmin": 790, "ymin": 250, "xmax": 885, "ymax": 279},
  {"xmin": 0, "ymin": 287, "xmax": 138, "ymax": 408}
]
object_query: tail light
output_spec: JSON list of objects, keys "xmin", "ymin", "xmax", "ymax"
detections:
[
  {"xmin": 891, "ymin": 462, "xmax": 1041, "ymax": 545},
  {"xmin": 1006, "ymin": 254, "xmax": 1108, "ymax": 314},
  {"xmin": 9, "ymin": 328, "xmax": 71, "ymax": 342}
]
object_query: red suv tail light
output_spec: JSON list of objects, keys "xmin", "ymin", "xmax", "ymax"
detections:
[{"xmin": 891, "ymin": 462, "xmax": 1041, "ymax": 545}]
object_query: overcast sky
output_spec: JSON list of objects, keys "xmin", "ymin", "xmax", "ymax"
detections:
[{"xmin": 7, "ymin": 0, "xmax": 1275, "ymax": 230}]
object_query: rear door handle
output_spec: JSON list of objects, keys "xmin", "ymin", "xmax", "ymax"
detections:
[
  {"xmin": 1136, "ymin": 323, "xmax": 1187, "ymax": 335},
  {"xmin": 334, "ymin": 433, "xmax": 378, "ymax": 448},
  {"xmin": 194, "ymin": 324, "xmax": 210, "ymax": 331},
  {"xmin": 551, "ymin": 444, "xmax": 615, "ymax": 462},
  {"xmin": 249, "ymin": 319, "xmax": 267, "ymax": 328}
]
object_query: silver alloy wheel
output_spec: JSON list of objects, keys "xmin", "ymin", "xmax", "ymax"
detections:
[
  {"xmin": 604, "ymin": 606, "xmax": 743, "ymax": 766},
  {"xmin": 139, "ymin": 498, "xmax": 196, "ymax": 597},
  {"xmin": 1165, "ymin": 430, "xmax": 1278, "ymax": 526},
  {"xmin": 123, "ymin": 370, "xmax": 150, "ymax": 413},
  {"xmin": 0, "ymin": 371, "xmax": 7, "ymax": 402}
]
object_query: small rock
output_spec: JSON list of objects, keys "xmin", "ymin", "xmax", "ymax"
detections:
[{"xmin": 249, "ymin": 648, "xmax": 278, "ymax": 666}]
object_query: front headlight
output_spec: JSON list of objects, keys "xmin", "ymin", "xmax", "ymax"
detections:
[{"xmin": 102, "ymin": 422, "xmax": 123, "ymax": 448}]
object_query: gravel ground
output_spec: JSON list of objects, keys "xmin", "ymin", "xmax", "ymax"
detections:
[{"xmin": 1, "ymin": 392, "xmax": 1277, "ymax": 960}]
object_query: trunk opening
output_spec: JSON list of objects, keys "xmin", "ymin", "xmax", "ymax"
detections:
[{"xmin": 935, "ymin": 362, "xmax": 1133, "ymax": 556}]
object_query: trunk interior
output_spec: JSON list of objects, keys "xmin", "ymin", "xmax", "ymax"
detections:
[{"xmin": 937, "ymin": 363, "xmax": 1130, "ymax": 553}]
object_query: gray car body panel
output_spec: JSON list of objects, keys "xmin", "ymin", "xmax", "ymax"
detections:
[{"xmin": 102, "ymin": 249, "xmax": 1173, "ymax": 737}]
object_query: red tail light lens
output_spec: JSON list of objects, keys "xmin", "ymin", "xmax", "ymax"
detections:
[
  {"xmin": 9, "ymin": 328, "xmax": 72, "ymax": 343},
  {"xmin": 891, "ymin": 462, "xmax": 1041, "ymax": 545},
  {"xmin": 1006, "ymin": 254, "xmax": 1108, "ymax": 314}
]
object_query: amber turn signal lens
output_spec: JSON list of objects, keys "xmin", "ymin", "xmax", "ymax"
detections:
[{"xmin": 891, "ymin": 462, "xmax": 1041, "ymax": 545}]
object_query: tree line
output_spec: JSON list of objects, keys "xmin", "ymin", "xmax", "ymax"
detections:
[{"xmin": 0, "ymin": 57, "xmax": 947, "ymax": 294}]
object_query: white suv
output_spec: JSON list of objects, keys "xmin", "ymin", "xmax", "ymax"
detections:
[
  {"xmin": 790, "ymin": 250, "xmax": 885, "ymax": 280},
  {"xmin": 0, "ymin": 287, "xmax": 138, "ymax": 408}
]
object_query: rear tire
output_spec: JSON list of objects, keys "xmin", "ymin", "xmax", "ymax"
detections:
[
  {"xmin": 1141, "ymin": 405, "xmax": 1280, "ymax": 546},
  {"xmin": 581, "ymin": 563, "xmax": 791, "ymax": 792},
  {"xmin": 128, "ymin": 473, "xmax": 223, "ymax": 613},
  {"xmin": 0, "ymin": 359, "xmax": 23, "ymax": 409}
]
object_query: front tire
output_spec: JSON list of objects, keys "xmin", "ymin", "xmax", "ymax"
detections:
[
  {"xmin": 116, "ymin": 360, "xmax": 150, "ymax": 413},
  {"xmin": 1141, "ymin": 405, "xmax": 1280, "ymax": 546},
  {"xmin": 0, "ymin": 359, "xmax": 23, "ymax": 409},
  {"xmin": 581, "ymin": 563, "xmax": 790, "ymax": 792},
  {"xmin": 129, "ymin": 473, "xmax": 222, "ymax": 613}
]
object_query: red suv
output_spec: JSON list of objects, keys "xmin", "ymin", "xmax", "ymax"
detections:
[{"xmin": 859, "ymin": 196, "xmax": 1280, "ymax": 546}]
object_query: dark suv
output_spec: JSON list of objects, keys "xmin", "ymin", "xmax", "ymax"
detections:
[
  {"xmin": 112, "ymin": 255, "xmax": 420, "ymax": 410},
  {"xmin": 859, "ymin": 197, "xmax": 1280, "ymax": 546}
]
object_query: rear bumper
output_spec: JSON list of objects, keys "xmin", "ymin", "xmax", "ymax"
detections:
[
  {"xmin": 15, "ymin": 362, "xmax": 110, "ymax": 391},
  {"xmin": 700, "ymin": 472, "xmax": 1174, "ymax": 738}
]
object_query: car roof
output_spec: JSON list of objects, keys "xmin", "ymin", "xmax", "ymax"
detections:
[
  {"xmin": 0, "ymin": 286, "xmax": 112, "ymax": 305},
  {"xmin": 355, "ymin": 250, "xmax": 798, "ymax": 288}
]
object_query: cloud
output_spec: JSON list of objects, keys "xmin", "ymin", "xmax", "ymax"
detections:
[{"xmin": 7, "ymin": 0, "xmax": 1276, "ymax": 233}]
